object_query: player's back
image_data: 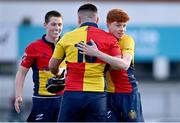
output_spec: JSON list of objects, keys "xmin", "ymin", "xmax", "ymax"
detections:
[{"xmin": 58, "ymin": 24, "xmax": 120, "ymax": 92}]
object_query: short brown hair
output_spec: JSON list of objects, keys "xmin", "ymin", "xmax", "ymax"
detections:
[
  {"xmin": 78, "ymin": 3, "xmax": 97, "ymax": 13},
  {"xmin": 45, "ymin": 10, "xmax": 62, "ymax": 23},
  {"xmin": 107, "ymin": 9, "xmax": 130, "ymax": 23}
]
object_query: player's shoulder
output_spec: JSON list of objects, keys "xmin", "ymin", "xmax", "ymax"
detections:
[
  {"xmin": 106, "ymin": 31, "xmax": 116, "ymax": 38},
  {"xmin": 26, "ymin": 39, "xmax": 42, "ymax": 49},
  {"xmin": 124, "ymin": 35, "xmax": 134, "ymax": 40},
  {"xmin": 60, "ymin": 28, "xmax": 77, "ymax": 39},
  {"xmin": 95, "ymin": 28, "xmax": 116, "ymax": 39},
  {"xmin": 60, "ymin": 27, "xmax": 88, "ymax": 42},
  {"xmin": 122, "ymin": 35, "xmax": 134, "ymax": 43},
  {"xmin": 104, "ymin": 31, "xmax": 118, "ymax": 42}
]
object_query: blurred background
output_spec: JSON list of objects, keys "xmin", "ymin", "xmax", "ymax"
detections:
[{"xmin": 0, "ymin": 0, "xmax": 180, "ymax": 122}]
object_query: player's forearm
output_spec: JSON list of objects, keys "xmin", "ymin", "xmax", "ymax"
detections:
[
  {"xmin": 96, "ymin": 51, "xmax": 129, "ymax": 70},
  {"xmin": 50, "ymin": 67, "xmax": 59, "ymax": 76},
  {"xmin": 49, "ymin": 58, "xmax": 62, "ymax": 76},
  {"xmin": 15, "ymin": 81, "xmax": 24, "ymax": 98},
  {"xmin": 15, "ymin": 70, "xmax": 26, "ymax": 98},
  {"xmin": 75, "ymin": 41, "xmax": 129, "ymax": 70}
]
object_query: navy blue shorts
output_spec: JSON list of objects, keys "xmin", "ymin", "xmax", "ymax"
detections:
[
  {"xmin": 107, "ymin": 91, "xmax": 144, "ymax": 122},
  {"xmin": 58, "ymin": 91, "xmax": 107, "ymax": 122},
  {"xmin": 27, "ymin": 96, "xmax": 62, "ymax": 122}
]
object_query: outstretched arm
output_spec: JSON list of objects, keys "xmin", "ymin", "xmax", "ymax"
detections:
[{"xmin": 76, "ymin": 40, "xmax": 132, "ymax": 70}]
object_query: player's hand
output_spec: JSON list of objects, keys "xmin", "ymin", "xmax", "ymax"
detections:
[
  {"xmin": 76, "ymin": 39, "xmax": 99, "ymax": 57},
  {"xmin": 14, "ymin": 96, "xmax": 23, "ymax": 113},
  {"xmin": 56, "ymin": 68, "xmax": 66, "ymax": 79}
]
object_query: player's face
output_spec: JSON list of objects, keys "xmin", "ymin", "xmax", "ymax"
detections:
[
  {"xmin": 44, "ymin": 17, "xmax": 63, "ymax": 42},
  {"xmin": 107, "ymin": 22, "xmax": 127, "ymax": 39}
]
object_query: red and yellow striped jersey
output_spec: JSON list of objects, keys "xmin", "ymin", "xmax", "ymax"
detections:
[
  {"xmin": 21, "ymin": 35, "xmax": 63, "ymax": 96},
  {"xmin": 52, "ymin": 23, "xmax": 120, "ymax": 92},
  {"xmin": 106, "ymin": 35, "xmax": 138, "ymax": 93}
]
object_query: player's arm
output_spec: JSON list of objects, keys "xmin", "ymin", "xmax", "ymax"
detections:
[
  {"xmin": 14, "ymin": 66, "xmax": 29, "ymax": 113},
  {"xmin": 76, "ymin": 40, "xmax": 130, "ymax": 70},
  {"xmin": 94, "ymin": 52, "xmax": 129, "ymax": 70},
  {"xmin": 107, "ymin": 52, "xmax": 132, "ymax": 70},
  {"xmin": 95, "ymin": 52, "xmax": 130, "ymax": 70},
  {"xmin": 49, "ymin": 39, "xmax": 65, "ymax": 77},
  {"xmin": 106, "ymin": 53, "xmax": 132, "ymax": 70},
  {"xmin": 49, "ymin": 58, "xmax": 63, "ymax": 77}
]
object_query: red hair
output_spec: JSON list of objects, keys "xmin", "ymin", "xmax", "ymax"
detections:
[{"xmin": 107, "ymin": 9, "xmax": 130, "ymax": 23}]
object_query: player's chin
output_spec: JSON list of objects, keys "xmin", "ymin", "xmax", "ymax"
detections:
[
  {"xmin": 118, "ymin": 34, "xmax": 124, "ymax": 39},
  {"xmin": 115, "ymin": 34, "xmax": 120, "ymax": 39}
]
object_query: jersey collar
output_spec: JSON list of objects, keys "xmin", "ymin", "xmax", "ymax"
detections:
[
  {"xmin": 80, "ymin": 22, "xmax": 98, "ymax": 28},
  {"xmin": 42, "ymin": 34, "xmax": 60, "ymax": 50},
  {"xmin": 42, "ymin": 34, "xmax": 60, "ymax": 45}
]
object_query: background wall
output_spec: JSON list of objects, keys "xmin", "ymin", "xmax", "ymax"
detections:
[{"xmin": 1, "ymin": 1, "xmax": 180, "ymax": 25}]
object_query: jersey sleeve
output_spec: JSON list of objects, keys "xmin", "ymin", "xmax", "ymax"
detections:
[
  {"xmin": 20, "ymin": 43, "xmax": 35, "ymax": 68},
  {"xmin": 52, "ymin": 39, "xmax": 65, "ymax": 60},
  {"xmin": 122, "ymin": 36, "xmax": 134, "ymax": 57}
]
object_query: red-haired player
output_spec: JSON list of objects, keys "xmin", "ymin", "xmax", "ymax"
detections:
[{"xmin": 76, "ymin": 9, "xmax": 144, "ymax": 122}]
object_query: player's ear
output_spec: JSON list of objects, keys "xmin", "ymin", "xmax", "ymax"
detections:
[
  {"xmin": 106, "ymin": 23, "xmax": 110, "ymax": 28},
  {"xmin": 95, "ymin": 17, "xmax": 99, "ymax": 23},
  {"xmin": 78, "ymin": 16, "xmax": 81, "ymax": 25},
  {"xmin": 44, "ymin": 22, "xmax": 47, "ymax": 28}
]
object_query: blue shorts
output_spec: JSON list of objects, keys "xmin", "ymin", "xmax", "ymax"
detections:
[
  {"xmin": 27, "ymin": 96, "xmax": 62, "ymax": 122},
  {"xmin": 58, "ymin": 91, "xmax": 107, "ymax": 122},
  {"xmin": 107, "ymin": 91, "xmax": 144, "ymax": 122}
]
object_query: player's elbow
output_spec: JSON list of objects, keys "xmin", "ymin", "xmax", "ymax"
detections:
[
  {"xmin": 122, "ymin": 65, "xmax": 129, "ymax": 71},
  {"xmin": 120, "ymin": 63, "xmax": 129, "ymax": 70},
  {"xmin": 111, "ymin": 63, "xmax": 129, "ymax": 70},
  {"xmin": 118, "ymin": 60, "xmax": 130, "ymax": 70}
]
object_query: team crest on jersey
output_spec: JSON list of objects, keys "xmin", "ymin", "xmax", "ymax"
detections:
[{"xmin": 128, "ymin": 110, "xmax": 137, "ymax": 120}]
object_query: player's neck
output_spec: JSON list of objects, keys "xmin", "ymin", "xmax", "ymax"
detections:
[{"xmin": 45, "ymin": 35, "xmax": 57, "ymax": 44}]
